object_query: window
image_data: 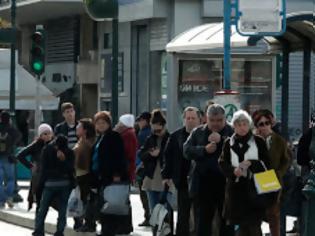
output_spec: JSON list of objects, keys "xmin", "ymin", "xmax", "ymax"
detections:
[{"xmin": 178, "ymin": 57, "xmax": 273, "ymax": 113}]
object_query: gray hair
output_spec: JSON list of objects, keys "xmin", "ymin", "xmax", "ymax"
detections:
[
  {"xmin": 183, "ymin": 106, "xmax": 201, "ymax": 119},
  {"xmin": 207, "ymin": 104, "xmax": 225, "ymax": 117},
  {"xmin": 231, "ymin": 110, "xmax": 253, "ymax": 127}
]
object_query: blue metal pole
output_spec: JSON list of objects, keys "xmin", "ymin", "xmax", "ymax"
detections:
[
  {"xmin": 223, "ymin": 0, "xmax": 231, "ymax": 90},
  {"xmin": 10, "ymin": 0, "xmax": 16, "ymax": 118}
]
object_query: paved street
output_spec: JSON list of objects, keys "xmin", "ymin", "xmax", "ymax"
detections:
[
  {"xmin": 0, "ymin": 182, "xmax": 297, "ymax": 235},
  {"xmin": 0, "ymin": 221, "xmax": 51, "ymax": 235}
]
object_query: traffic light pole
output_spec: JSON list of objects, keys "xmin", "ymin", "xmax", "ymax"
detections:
[
  {"xmin": 9, "ymin": 0, "xmax": 16, "ymax": 119},
  {"xmin": 35, "ymin": 75, "xmax": 41, "ymax": 132}
]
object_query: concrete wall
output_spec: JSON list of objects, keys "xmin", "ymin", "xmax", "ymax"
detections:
[{"xmin": 98, "ymin": 21, "xmax": 132, "ymax": 116}]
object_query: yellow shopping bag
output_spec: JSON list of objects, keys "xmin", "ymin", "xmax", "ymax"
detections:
[{"xmin": 253, "ymin": 169, "xmax": 281, "ymax": 194}]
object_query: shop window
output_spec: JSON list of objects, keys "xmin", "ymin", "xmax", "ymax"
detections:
[
  {"xmin": 178, "ymin": 58, "xmax": 273, "ymax": 114},
  {"xmin": 178, "ymin": 59, "xmax": 222, "ymax": 111}
]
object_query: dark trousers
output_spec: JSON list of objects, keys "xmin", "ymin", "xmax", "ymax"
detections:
[
  {"xmin": 139, "ymin": 180, "xmax": 150, "ymax": 221},
  {"xmin": 237, "ymin": 222, "xmax": 262, "ymax": 236},
  {"xmin": 266, "ymin": 202, "xmax": 280, "ymax": 236},
  {"xmin": 84, "ymin": 191, "xmax": 98, "ymax": 229},
  {"xmin": 176, "ymin": 186, "xmax": 191, "ymax": 236},
  {"xmin": 194, "ymin": 189, "xmax": 234, "ymax": 236},
  {"xmin": 76, "ymin": 173, "xmax": 90, "ymax": 204}
]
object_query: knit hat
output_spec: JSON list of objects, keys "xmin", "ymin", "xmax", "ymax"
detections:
[
  {"xmin": 38, "ymin": 123, "xmax": 53, "ymax": 136},
  {"xmin": 119, "ymin": 114, "xmax": 135, "ymax": 128}
]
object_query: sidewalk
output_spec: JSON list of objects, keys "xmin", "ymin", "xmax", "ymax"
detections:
[
  {"xmin": 0, "ymin": 181, "xmax": 297, "ymax": 236},
  {"xmin": 0, "ymin": 181, "xmax": 151, "ymax": 236}
]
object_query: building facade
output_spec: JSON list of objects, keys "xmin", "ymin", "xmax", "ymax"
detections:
[{"xmin": 0, "ymin": 0, "xmax": 313, "ymax": 139}]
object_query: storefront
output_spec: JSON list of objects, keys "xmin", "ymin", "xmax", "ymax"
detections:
[{"xmin": 166, "ymin": 23, "xmax": 276, "ymax": 130}]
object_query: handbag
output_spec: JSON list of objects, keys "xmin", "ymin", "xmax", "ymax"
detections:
[
  {"xmin": 247, "ymin": 161, "xmax": 279, "ymax": 209},
  {"xmin": 101, "ymin": 182, "xmax": 130, "ymax": 215},
  {"xmin": 253, "ymin": 169, "xmax": 281, "ymax": 194}
]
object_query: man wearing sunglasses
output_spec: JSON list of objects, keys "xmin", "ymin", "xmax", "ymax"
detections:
[
  {"xmin": 162, "ymin": 106, "xmax": 201, "ymax": 236},
  {"xmin": 184, "ymin": 104, "xmax": 234, "ymax": 236}
]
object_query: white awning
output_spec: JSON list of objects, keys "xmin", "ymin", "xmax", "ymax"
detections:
[
  {"xmin": 166, "ymin": 23, "xmax": 252, "ymax": 53},
  {"xmin": 0, "ymin": 49, "xmax": 59, "ymax": 110}
]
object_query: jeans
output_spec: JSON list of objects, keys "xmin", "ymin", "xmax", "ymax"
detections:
[
  {"xmin": 34, "ymin": 185, "xmax": 71, "ymax": 235},
  {"xmin": 0, "ymin": 157, "xmax": 15, "ymax": 204},
  {"xmin": 146, "ymin": 191, "xmax": 163, "ymax": 212}
]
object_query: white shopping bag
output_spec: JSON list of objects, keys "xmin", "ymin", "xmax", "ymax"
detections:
[{"xmin": 67, "ymin": 186, "xmax": 84, "ymax": 217}]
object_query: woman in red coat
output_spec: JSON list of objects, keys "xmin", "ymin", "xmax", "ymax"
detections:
[{"xmin": 115, "ymin": 114, "xmax": 138, "ymax": 182}]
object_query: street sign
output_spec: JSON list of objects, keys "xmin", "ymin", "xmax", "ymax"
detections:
[
  {"xmin": 236, "ymin": 0, "xmax": 286, "ymax": 36},
  {"xmin": 213, "ymin": 90, "xmax": 240, "ymax": 122},
  {"xmin": 0, "ymin": 28, "xmax": 16, "ymax": 43}
]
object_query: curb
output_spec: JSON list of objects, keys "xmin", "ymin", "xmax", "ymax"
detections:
[{"xmin": 0, "ymin": 210, "xmax": 94, "ymax": 236}]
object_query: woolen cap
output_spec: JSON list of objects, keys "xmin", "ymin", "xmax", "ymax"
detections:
[{"xmin": 119, "ymin": 114, "xmax": 135, "ymax": 128}]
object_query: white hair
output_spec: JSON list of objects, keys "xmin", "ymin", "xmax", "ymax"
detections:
[{"xmin": 231, "ymin": 110, "xmax": 253, "ymax": 127}]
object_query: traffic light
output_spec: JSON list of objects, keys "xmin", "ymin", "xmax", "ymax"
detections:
[{"xmin": 30, "ymin": 30, "xmax": 45, "ymax": 75}]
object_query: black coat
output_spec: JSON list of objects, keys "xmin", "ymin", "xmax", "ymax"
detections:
[
  {"xmin": 17, "ymin": 139, "xmax": 46, "ymax": 169},
  {"xmin": 54, "ymin": 121, "xmax": 78, "ymax": 136},
  {"xmin": 183, "ymin": 124, "xmax": 233, "ymax": 197},
  {"xmin": 297, "ymin": 127, "xmax": 313, "ymax": 168},
  {"xmin": 91, "ymin": 129, "xmax": 128, "ymax": 187},
  {"xmin": 219, "ymin": 134, "xmax": 270, "ymax": 225},
  {"xmin": 139, "ymin": 132, "xmax": 170, "ymax": 179},
  {"xmin": 38, "ymin": 139, "xmax": 75, "ymax": 189},
  {"xmin": 161, "ymin": 127, "xmax": 190, "ymax": 189}
]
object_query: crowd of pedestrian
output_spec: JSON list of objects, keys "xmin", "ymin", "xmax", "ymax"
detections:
[{"xmin": 0, "ymin": 100, "xmax": 311, "ymax": 236}]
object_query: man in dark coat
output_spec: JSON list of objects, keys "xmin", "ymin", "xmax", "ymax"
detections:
[
  {"xmin": 183, "ymin": 104, "xmax": 234, "ymax": 236},
  {"xmin": 162, "ymin": 106, "xmax": 201, "ymax": 235}
]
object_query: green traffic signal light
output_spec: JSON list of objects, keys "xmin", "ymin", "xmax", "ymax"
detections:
[
  {"xmin": 32, "ymin": 61, "xmax": 44, "ymax": 72},
  {"xmin": 30, "ymin": 29, "xmax": 45, "ymax": 75}
]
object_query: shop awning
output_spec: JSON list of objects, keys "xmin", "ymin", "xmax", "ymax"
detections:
[
  {"xmin": 0, "ymin": 49, "xmax": 59, "ymax": 110},
  {"xmin": 0, "ymin": 0, "xmax": 84, "ymax": 25},
  {"xmin": 166, "ymin": 23, "xmax": 268, "ymax": 54}
]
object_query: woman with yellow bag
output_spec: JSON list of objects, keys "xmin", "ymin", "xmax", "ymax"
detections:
[
  {"xmin": 253, "ymin": 109, "xmax": 290, "ymax": 236},
  {"xmin": 219, "ymin": 110, "xmax": 271, "ymax": 236}
]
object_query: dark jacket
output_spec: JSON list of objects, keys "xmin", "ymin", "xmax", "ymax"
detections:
[
  {"xmin": 219, "ymin": 134, "xmax": 270, "ymax": 225},
  {"xmin": 139, "ymin": 131, "xmax": 170, "ymax": 179},
  {"xmin": 268, "ymin": 132, "xmax": 290, "ymax": 182},
  {"xmin": 0, "ymin": 123, "xmax": 21, "ymax": 157},
  {"xmin": 38, "ymin": 138, "xmax": 75, "ymax": 188},
  {"xmin": 16, "ymin": 139, "xmax": 46, "ymax": 169},
  {"xmin": 297, "ymin": 127, "xmax": 313, "ymax": 168},
  {"xmin": 183, "ymin": 124, "xmax": 233, "ymax": 196},
  {"xmin": 137, "ymin": 125, "xmax": 151, "ymax": 148},
  {"xmin": 161, "ymin": 127, "xmax": 190, "ymax": 189},
  {"xmin": 91, "ymin": 129, "xmax": 128, "ymax": 187},
  {"xmin": 54, "ymin": 121, "xmax": 78, "ymax": 136}
]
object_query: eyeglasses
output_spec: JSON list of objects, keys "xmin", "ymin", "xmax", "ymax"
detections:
[{"xmin": 257, "ymin": 121, "xmax": 271, "ymax": 127}]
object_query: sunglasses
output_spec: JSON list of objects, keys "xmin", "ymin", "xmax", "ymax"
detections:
[{"xmin": 257, "ymin": 121, "xmax": 271, "ymax": 127}]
